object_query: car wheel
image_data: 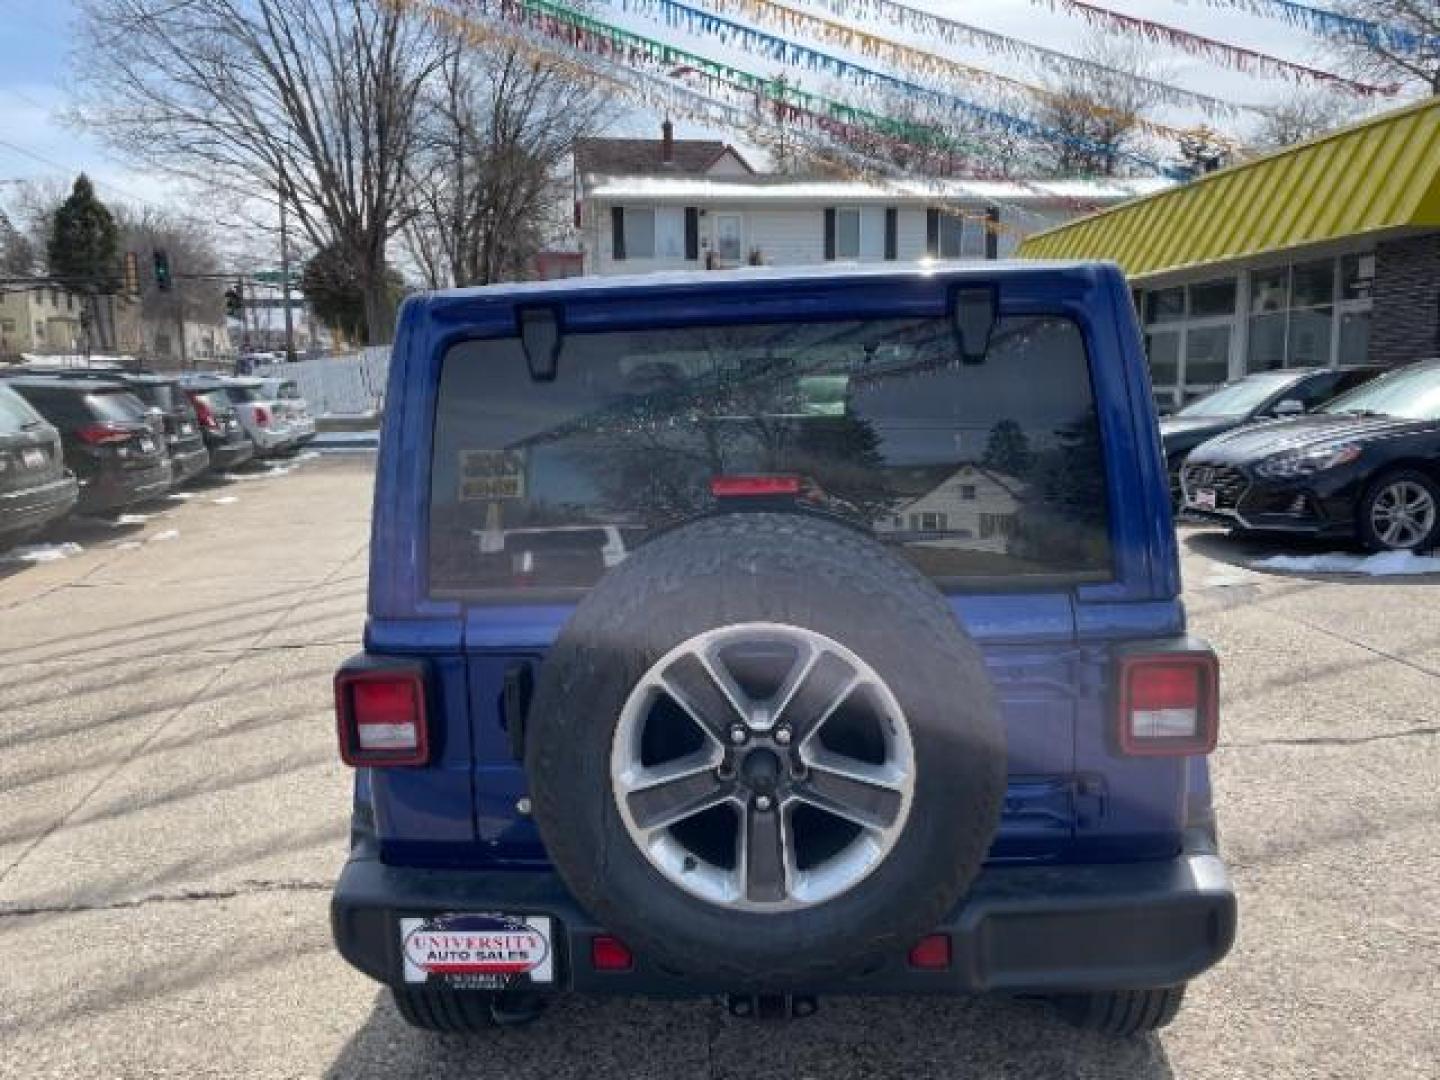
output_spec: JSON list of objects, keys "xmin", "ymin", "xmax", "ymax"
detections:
[
  {"xmin": 525, "ymin": 512, "xmax": 1006, "ymax": 988},
  {"xmin": 1358, "ymin": 469, "xmax": 1440, "ymax": 553},
  {"xmin": 1052, "ymin": 985, "xmax": 1187, "ymax": 1036}
]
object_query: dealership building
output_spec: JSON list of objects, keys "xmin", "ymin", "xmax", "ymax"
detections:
[{"xmin": 1019, "ymin": 98, "xmax": 1440, "ymax": 408}]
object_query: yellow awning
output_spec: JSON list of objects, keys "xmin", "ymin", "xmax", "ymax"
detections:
[{"xmin": 1018, "ymin": 98, "xmax": 1440, "ymax": 279}]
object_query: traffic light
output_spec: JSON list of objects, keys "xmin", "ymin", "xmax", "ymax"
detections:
[
  {"xmin": 152, "ymin": 249, "xmax": 172, "ymax": 291},
  {"xmin": 225, "ymin": 282, "xmax": 244, "ymax": 318}
]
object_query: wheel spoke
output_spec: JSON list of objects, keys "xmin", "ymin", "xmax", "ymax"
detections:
[
  {"xmin": 773, "ymin": 650, "xmax": 857, "ymax": 744},
  {"xmin": 659, "ymin": 653, "xmax": 748, "ymax": 745},
  {"xmin": 794, "ymin": 756, "xmax": 905, "ymax": 830},
  {"xmin": 741, "ymin": 805, "xmax": 787, "ymax": 902},
  {"xmin": 625, "ymin": 755, "xmax": 730, "ymax": 831}
]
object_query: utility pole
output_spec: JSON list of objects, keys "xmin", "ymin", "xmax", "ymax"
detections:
[
  {"xmin": 174, "ymin": 262, "xmax": 189, "ymax": 371},
  {"xmin": 278, "ymin": 171, "xmax": 297, "ymax": 363}
]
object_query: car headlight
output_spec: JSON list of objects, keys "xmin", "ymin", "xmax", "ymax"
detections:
[{"xmin": 1254, "ymin": 444, "xmax": 1362, "ymax": 479}]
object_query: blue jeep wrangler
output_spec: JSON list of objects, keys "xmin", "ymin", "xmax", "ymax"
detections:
[{"xmin": 331, "ymin": 263, "xmax": 1235, "ymax": 1037}]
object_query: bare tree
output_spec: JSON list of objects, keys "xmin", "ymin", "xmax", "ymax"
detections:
[
  {"xmin": 402, "ymin": 37, "xmax": 613, "ymax": 289},
  {"xmin": 73, "ymin": 0, "xmax": 448, "ymax": 343},
  {"xmin": 113, "ymin": 206, "xmax": 227, "ymax": 329},
  {"xmin": 1248, "ymin": 91, "xmax": 1364, "ymax": 152},
  {"xmin": 1031, "ymin": 36, "xmax": 1163, "ymax": 177},
  {"xmin": 0, "ymin": 209, "xmax": 36, "ymax": 277},
  {"xmin": 1330, "ymin": 2, "xmax": 1440, "ymax": 94}
]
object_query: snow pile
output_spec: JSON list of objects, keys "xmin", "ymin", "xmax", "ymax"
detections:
[
  {"xmin": 211, "ymin": 496, "xmax": 239, "ymax": 505},
  {"xmin": 168, "ymin": 492, "xmax": 199, "ymax": 501},
  {"xmin": 2, "ymin": 542, "xmax": 83, "ymax": 563},
  {"xmin": 151, "ymin": 529, "xmax": 180, "ymax": 543},
  {"xmin": 1252, "ymin": 551, "xmax": 1440, "ymax": 576},
  {"xmin": 114, "ymin": 513, "xmax": 154, "ymax": 525}
]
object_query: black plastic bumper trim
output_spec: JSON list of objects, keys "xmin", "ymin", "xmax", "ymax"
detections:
[{"xmin": 331, "ymin": 829, "xmax": 1235, "ymax": 996}]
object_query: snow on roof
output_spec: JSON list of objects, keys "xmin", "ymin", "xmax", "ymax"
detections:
[{"xmin": 585, "ymin": 175, "xmax": 1172, "ymax": 203}]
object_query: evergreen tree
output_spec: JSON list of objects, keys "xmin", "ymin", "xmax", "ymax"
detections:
[
  {"xmin": 981, "ymin": 419, "xmax": 1034, "ymax": 478},
  {"xmin": 47, "ymin": 175, "xmax": 119, "ymax": 292}
]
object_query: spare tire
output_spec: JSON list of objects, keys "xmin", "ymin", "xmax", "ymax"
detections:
[{"xmin": 526, "ymin": 513, "xmax": 1005, "ymax": 987}]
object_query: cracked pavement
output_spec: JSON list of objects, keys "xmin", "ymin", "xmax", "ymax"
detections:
[{"xmin": 1, "ymin": 457, "xmax": 1437, "ymax": 1078}]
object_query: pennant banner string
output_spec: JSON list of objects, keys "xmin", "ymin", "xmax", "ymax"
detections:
[
  {"xmin": 804, "ymin": 0, "xmax": 1257, "ymax": 119},
  {"xmin": 412, "ymin": 0, "xmax": 1096, "ymax": 235},
  {"xmin": 1033, "ymin": 1, "xmax": 1396, "ymax": 95},
  {"xmin": 499, "ymin": 0, "xmax": 1121, "ymax": 219},
  {"xmin": 1177, "ymin": 0, "xmax": 1440, "ymax": 55},
  {"xmin": 682, "ymin": 0, "xmax": 1250, "ymax": 150},
  {"xmin": 611, "ymin": 0, "xmax": 1191, "ymax": 177}
]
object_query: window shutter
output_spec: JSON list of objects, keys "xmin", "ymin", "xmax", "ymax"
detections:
[
  {"xmin": 985, "ymin": 206, "xmax": 1000, "ymax": 260},
  {"xmin": 884, "ymin": 208, "xmax": 898, "ymax": 260},
  {"xmin": 925, "ymin": 209, "xmax": 940, "ymax": 257},
  {"xmin": 611, "ymin": 206, "xmax": 626, "ymax": 261},
  {"xmin": 823, "ymin": 208, "xmax": 836, "ymax": 261},
  {"xmin": 684, "ymin": 207, "xmax": 699, "ymax": 260}
]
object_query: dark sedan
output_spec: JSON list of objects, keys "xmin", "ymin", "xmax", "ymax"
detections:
[
  {"xmin": 1161, "ymin": 367, "xmax": 1384, "ymax": 500},
  {"xmin": 1180, "ymin": 360, "xmax": 1440, "ymax": 551}
]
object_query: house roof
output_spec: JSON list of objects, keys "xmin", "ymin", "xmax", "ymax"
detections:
[
  {"xmin": 583, "ymin": 176, "xmax": 1170, "ymax": 205},
  {"xmin": 1018, "ymin": 97, "xmax": 1440, "ymax": 279},
  {"xmin": 575, "ymin": 138, "xmax": 754, "ymax": 177}
]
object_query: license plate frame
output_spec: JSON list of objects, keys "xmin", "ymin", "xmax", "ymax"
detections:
[
  {"xmin": 399, "ymin": 913, "xmax": 555, "ymax": 990},
  {"xmin": 1192, "ymin": 487, "xmax": 1217, "ymax": 511}
]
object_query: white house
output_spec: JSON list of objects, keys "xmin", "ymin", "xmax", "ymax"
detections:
[
  {"xmin": 576, "ymin": 124, "xmax": 1170, "ymax": 276},
  {"xmin": 877, "ymin": 465, "xmax": 1026, "ymax": 554}
]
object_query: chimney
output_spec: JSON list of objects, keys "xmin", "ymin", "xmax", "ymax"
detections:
[{"xmin": 661, "ymin": 119, "xmax": 675, "ymax": 166}]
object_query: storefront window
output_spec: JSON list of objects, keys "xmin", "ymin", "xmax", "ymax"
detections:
[
  {"xmin": 1247, "ymin": 312, "xmax": 1286, "ymax": 371},
  {"xmin": 1145, "ymin": 288, "xmax": 1185, "ymax": 324},
  {"xmin": 1250, "ymin": 268, "xmax": 1288, "ymax": 313},
  {"xmin": 1189, "ymin": 279, "xmax": 1236, "ymax": 318},
  {"xmin": 1291, "ymin": 259, "xmax": 1335, "ymax": 308},
  {"xmin": 1287, "ymin": 307, "xmax": 1333, "ymax": 367},
  {"xmin": 1146, "ymin": 330, "xmax": 1180, "ymax": 390},
  {"xmin": 1185, "ymin": 325, "xmax": 1232, "ymax": 385}
]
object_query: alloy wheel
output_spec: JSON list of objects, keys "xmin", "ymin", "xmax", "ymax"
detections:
[
  {"xmin": 611, "ymin": 623, "xmax": 915, "ymax": 911},
  {"xmin": 1370, "ymin": 479, "xmax": 1437, "ymax": 550}
]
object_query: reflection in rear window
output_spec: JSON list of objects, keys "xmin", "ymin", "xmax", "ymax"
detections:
[
  {"xmin": 429, "ymin": 315, "xmax": 1112, "ymax": 598},
  {"xmin": 85, "ymin": 391, "xmax": 147, "ymax": 423}
]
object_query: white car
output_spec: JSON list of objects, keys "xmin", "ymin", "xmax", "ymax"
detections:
[{"xmin": 256, "ymin": 377, "xmax": 316, "ymax": 445}]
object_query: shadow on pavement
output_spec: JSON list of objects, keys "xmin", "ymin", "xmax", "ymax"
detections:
[
  {"xmin": 325, "ymin": 989, "xmax": 1176, "ymax": 1080},
  {"xmin": 1180, "ymin": 525, "xmax": 1387, "ymax": 583}
]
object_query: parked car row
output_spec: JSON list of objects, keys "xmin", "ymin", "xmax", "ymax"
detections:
[
  {"xmin": 0, "ymin": 368, "xmax": 315, "ymax": 549},
  {"xmin": 1167, "ymin": 360, "xmax": 1440, "ymax": 553}
]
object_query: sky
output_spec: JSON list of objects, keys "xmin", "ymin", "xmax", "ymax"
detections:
[{"xmin": 0, "ymin": 0, "xmax": 1407, "ymax": 244}]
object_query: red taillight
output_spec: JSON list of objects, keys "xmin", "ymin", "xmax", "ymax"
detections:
[
  {"xmin": 591, "ymin": 936, "xmax": 633, "ymax": 971},
  {"xmin": 710, "ymin": 474, "xmax": 803, "ymax": 498},
  {"xmin": 1117, "ymin": 651, "xmax": 1218, "ymax": 757},
  {"xmin": 76, "ymin": 422, "xmax": 135, "ymax": 446},
  {"xmin": 335, "ymin": 665, "xmax": 429, "ymax": 767},
  {"xmin": 907, "ymin": 934, "xmax": 951, "ymax": 970},
  {"xmin": 254, "ymin": 405, "xmax": 272, "ymax": 426},
  {"xmin": 192, "ymin": 396, "xmax": 217, "ymax": 431}
]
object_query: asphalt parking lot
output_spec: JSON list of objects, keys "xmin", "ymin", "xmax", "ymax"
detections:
[{"xmin": 1, "ymin": 454, "xmax": 1436, "ymax": 1079}]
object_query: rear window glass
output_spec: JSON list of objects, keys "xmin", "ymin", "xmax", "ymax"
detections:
[
  {"xmin": 0, "ymin": 386, "xmax": 45, "ymax": 434},
  {"xmin": 226, "ymin": 385, "xmax": 261, "ymax": 403},
  {"xmin": 429, "ymin": 315, "xmax": 1112, "ymax": 598},
  {"xmin": 194, "ymin": 390, "xmax": 233, "ymax": 412},
  {"xmin": 85, "ymin": 391, "xmax": 147, "ymax": 423},
  {"xmin": 133, "ymin": 382, "xmax": 181, "ymax": 412}
]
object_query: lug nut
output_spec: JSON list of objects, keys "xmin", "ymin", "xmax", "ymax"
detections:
[
  {"xmin": 754, "ymin": 795, "xmax": 773, "ymax": 811},
  {"xmin": 774, "ymin": 727, "xmax": 793, "ymax": 746},
  {"xmin": 729, "ymin": 724, "xmax": 748, "ymax": 745}
]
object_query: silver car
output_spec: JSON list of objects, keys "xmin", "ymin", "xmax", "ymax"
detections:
[
  {"xmin": 220, "ymin": 377, "xmax": 298, "ymax": 458},
  {"xmin": 256, "ymin": 377, "xmax": 316, "ymax": 445}
]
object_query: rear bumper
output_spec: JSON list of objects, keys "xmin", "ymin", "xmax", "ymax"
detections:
[
  {"xmin": 206, "ymin": 440, "xmax": 255, "ymax": 471},
  {"xmin": 0, "ymin": 475, "xmax": 79, "ymax": 540},
  {"xmin": 77, "ymin": 463, "xmax": 173, "ymax": 513},
  {"xmin": 169, "ymin": 445, "xmax": 211, "ymax": 485},
  {"xmin": 332, "ymin": 829, "xmax": 1235, "ymax": 996}
]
